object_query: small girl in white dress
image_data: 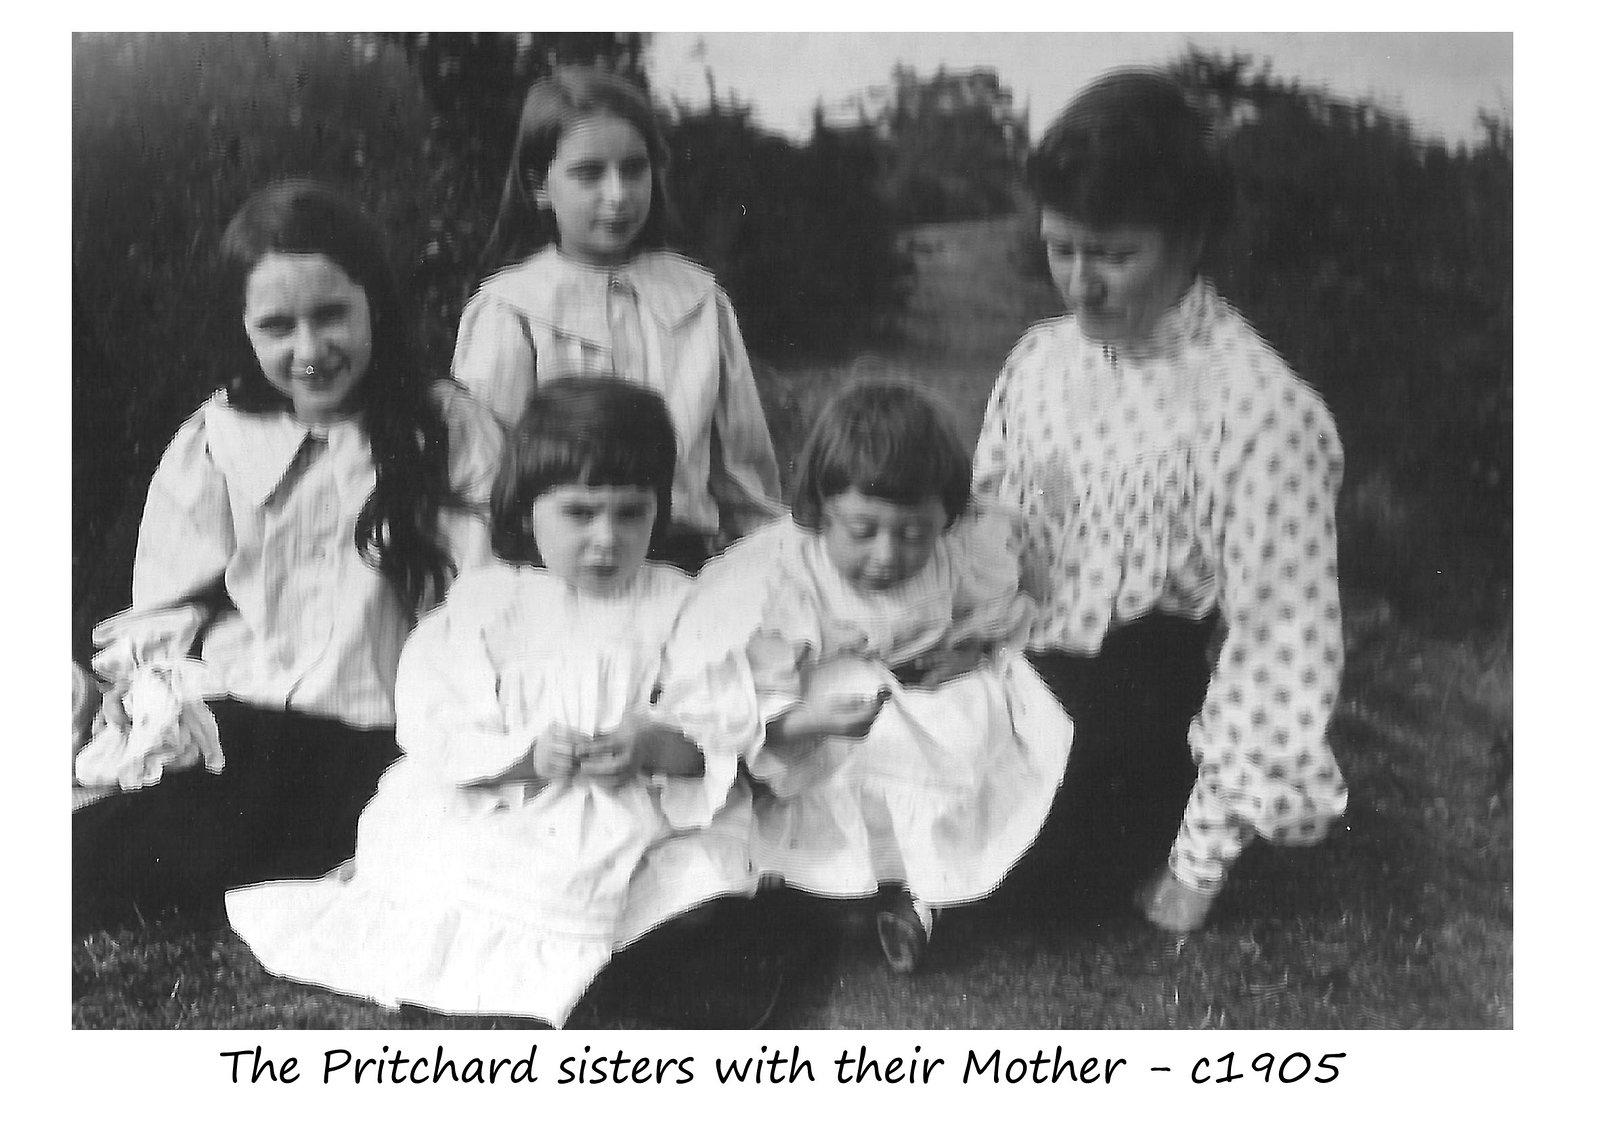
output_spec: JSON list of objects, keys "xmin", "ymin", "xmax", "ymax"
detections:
[
  {"xmin": 685, "ymin": 380, "xmax": 1073, "ymax": 973},
  {"xmin": 226, "ymin": 378, "xmax": 758, "ymax": 1026}
]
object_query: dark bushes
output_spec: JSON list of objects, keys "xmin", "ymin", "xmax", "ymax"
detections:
[{"xmin": 72, "ymin": 34, "xmax": 910, "ymax": 644}]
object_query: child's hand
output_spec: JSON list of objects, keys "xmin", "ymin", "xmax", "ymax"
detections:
[
  {"xmin": 530, "ymin": 724, "xmax": 583, "ymax": 783},
  {"xmin": 573, "ymin": 720, "xmax": 648, "ymax": 789},
  {"xmin": 806, "ymin": 687, "xmax": 892, "ymax": 740}
]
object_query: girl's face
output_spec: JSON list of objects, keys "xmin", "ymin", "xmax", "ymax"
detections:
[
  {"xmin": 820, "ymin": 489, "xmax": 947, "ymax": 593},
  {"xmin": 1039, "ymin": 209, "xmax": 1199, "ymax": 349},
  {"xmin": 243, "ymin": 252, "xmax": 373, "ymax": 423},
  {"xmin": 536, "ymin": 114, "xmax": 653, "ymax": 266},
  {"xmin": 528, "ymin": 483, "xmax": 657, "ymax": 596}
]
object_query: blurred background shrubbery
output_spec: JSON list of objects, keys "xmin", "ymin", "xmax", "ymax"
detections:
[{"xmin": 72, "ymin": 33, "xmax": 1510, "ymax": 649}]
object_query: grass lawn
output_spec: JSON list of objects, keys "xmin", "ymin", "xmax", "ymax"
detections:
[{"xmin": 71, "ymin": 217, "xmax": 1511, "ymax": 1030}]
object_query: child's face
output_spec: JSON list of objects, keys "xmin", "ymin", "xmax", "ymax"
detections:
[
  {"xmin": 243, "ymin": 252, "xmax": 372, "ymax": 423},
  {"xmin": 529, "ymin": 483, "xmax": 657, "ymax": 596},
  {"xmin": 537, "ymin": 114, "xmax": 652, "ymax": 266},
  {"xmin": 819, "ymin": 489, "xmax": 948, "ymax": 592}
]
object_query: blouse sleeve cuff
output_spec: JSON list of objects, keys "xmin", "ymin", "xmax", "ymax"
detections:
[{"xmin": 90, "ymin": 605, "xmax": 210, "ymax": 682}]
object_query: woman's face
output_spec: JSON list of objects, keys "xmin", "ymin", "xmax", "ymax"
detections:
[
  {"xmin": 536, "ymin": 114, "xmax": 653, "ymax": 266},
  {"xmin": 243, "ymin": 252, "xmax": 372, "ymax": 423},
  {"xmin": 1039, "ymin": 209, "xmax": 1200, "ymax": 349}
]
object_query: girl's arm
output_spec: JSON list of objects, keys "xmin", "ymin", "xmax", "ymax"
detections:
[
  {"xmin": 435, "ymin": 383, "xmax": 507, "ymax": 580},
  {"xmin": 706, "ymin": 288, "xmax": 783, "ymax": 539},
  {"xmin": 90, "ymin": 409, "xmax": 235, "ymax": 717},
  {"xmin": 451, "ymin": 288, "xmax": 537, "ymax": 428},
  {"xmin": 1167, "ymin": 380, "xmax": 1349, "ymax": 905},
  {"xmin": 945, "ymin": 507, "xmax": 1034, "ymax": 647},
  {"xmin": 392, "ymin": 572, "xmax": 547, "ymax": 787}
]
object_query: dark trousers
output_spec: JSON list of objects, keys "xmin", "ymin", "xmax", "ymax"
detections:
[
  {"xmin": 72, "ymin": 700, "xmax": 399, "ymax": 931},
  {"xmin": 1022, "ymin": 614, "xmax": 1217, "ymax": 910}
]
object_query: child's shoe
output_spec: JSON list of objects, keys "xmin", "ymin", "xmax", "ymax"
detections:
[{"xmin": 875, "ymin": 889, "xmax": 934, "ymax": 974}]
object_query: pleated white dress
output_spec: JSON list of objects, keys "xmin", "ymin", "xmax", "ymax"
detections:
[
  {"xmin": 226, "ymin": 562, "xmax": 759, "ymax": 1026},
  {"xmin": 684, "ymin": 512, "xmax": 1072, "ymax": 906}
]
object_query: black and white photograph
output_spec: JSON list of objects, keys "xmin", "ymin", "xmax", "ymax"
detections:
[{"xmin": 65, "ymin": 27, "xmax": 1514, "ymax": 1052}]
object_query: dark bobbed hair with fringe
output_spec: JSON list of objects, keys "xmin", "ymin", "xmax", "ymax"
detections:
[
  {"xmin": 1026, "ymin": 68, "xmax": 1235, "ymax": 251},
  {"xmin": 490, "ymin": 376, "xmax": 678, "ymax": 566},
  {"xmin": 217, "ymin": 178, "xmax": 460, "ymax": 614},
  {"xmin": 479, "ymin": 66, "xmax": 675, "ymax": 275},
  {"xmin": 791, "ymin": 379, "xmax": 971, "ymax": 531}
]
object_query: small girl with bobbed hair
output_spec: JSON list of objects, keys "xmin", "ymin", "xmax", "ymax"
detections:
[
  {"xmin": 74, "ymin": 181, "xmax": 502, "ymax": 927},
  {"xmin": 453, "ymin": 65, "xmax": 781, "ymax": 569},
  {"xmin": 227, "ymin": 377, "xmax": 760, "ymax": 1026},
  {"xmin": 682, "ymin": 379, "xmax": 1072, "ymax": 973}
]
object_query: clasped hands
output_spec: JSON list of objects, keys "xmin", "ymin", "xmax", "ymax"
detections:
[{"xmin": 520, "ymin": 714, "xmax": 701, "ymax": 789}]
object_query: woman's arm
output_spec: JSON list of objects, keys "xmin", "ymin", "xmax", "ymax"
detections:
[
  {"xmin": 1166, "ymin": 377, "xmax": 1349, "ymax": 906},
  {"xmin": 707, "ymin": 288, "xmax": 783, "ymax": 539},
  {"xmin": 90, "ymin": 409, "xmax": 236, "ymax": 720}
]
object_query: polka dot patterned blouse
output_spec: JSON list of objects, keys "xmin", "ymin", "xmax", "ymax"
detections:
[{"xmin": 973, "ymin": 279, "xmax": 1348, "ymax": 893}]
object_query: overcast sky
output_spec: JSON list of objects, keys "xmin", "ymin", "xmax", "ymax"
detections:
[{"xmin": 648, "ymin": 32, "xmax": 1512, "ymax": 147}]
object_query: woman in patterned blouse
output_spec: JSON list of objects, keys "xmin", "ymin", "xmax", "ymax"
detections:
[{"xmin": 973, "ymin": 69, "xmax": 1347, "ymax": 932}]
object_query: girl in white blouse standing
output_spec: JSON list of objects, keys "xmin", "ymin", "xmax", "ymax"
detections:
[
  {"xmin": 73, "ymin": 181, "xmax": 502, "ymax": 929},
  {"xmin": 686, "ymin": 381, "xmax": 1072, "ymax": 974},
  {"xmin": 452, "ymin": 67, "xmax": 781, "ymax": 570},
  {"xmin": 228, "ymin": 378, "xmax": 759, "ymax": 1026},
  {"xmin": 974, "ymin": 70, "xmax": 1348, "ymax": 933}
]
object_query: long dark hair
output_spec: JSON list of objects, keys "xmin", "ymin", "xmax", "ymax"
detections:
[
  {"xmin": 219, "ymin": 179, "xmax": 459, "ymax": 613},
  {"xmin": 478, "ymin": 66, "xmax": 675, "ymax": 275},
  {"xmin": 490, "ymin": 377, "xmax": 678, "ymax": 566},
  {"xmin": 790, "ymin": 379, "xmax": 971, "ymax": 531}
]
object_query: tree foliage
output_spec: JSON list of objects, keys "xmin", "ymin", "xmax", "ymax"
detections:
[
  {"xmin": 72, "ymin": 33, "xmax": 911, "ymax": 645},
  {"xmin": 668, "ymin": 100, "xmax": 907, "ymax": 352}
]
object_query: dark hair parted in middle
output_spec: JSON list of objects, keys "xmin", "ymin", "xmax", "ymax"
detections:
[
  {"xmin": 479, "ymin": 66, "xmax": 675, "ymax": 275},
  {"xmin": 218, "ymin": 178, "xmax": 460, "ymax": 613},
  {"xmin": 490, "ymin": 377, "xmax": 679, "ymax": 566},
  {"xmin": 1026, "ymin": 67, "xmax": 1234, "ymax": 248},
  {"xmin": 791, "ymin": 379, "xmax": 971, "ymax": 531}
]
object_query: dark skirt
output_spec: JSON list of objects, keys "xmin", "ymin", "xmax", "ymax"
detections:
[
  {"xmin": 1021, "ymin": 613, "xmax": 1218, "ymax": 912},
  {"xmin": 72, "ymin": 700, "xmax": 399, "ymax": 931}
]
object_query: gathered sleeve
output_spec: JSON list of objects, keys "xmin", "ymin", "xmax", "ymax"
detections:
[
  {"xmin": 1174, "ymin": 379, "xmax": 1349, "ymax": 894},
  {"xmin": 436, "ymin": 382, "xmax": 506, "ymax": 580},
  {"xmin": 971, "ymin": 334, "xmax": 1035, "ymax": 506},
  {"xmin": 945, "ymin": 507, "xmax": 1034, "ymax": 648},
  {"xmin": 706, "ymin": 288, "xmax": 783, "ymax": 538},
  {"xmin": 652, "ymin": 634, "xmax": 761, "ymax": 831},
  {"xmin": 392, "ymin": 571, "xmax": 540, "ymax": 787},
  {"xmin": 452, "ymin": 289, "xmax": 536, "ymax": 428},
  {"xmin": 674, "ymin": 524, "xmax": 822, "ymax": 792},
  {"xmin": 971, "ymin": 334, "xmax": 1059, "ymax": 604},
  {"xmin": 90, "ymin": 409, "xmax": 234, "ymax": 682}
]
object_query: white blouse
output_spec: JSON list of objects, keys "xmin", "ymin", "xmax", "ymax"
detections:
[
  {"xmin": 452, "ymin": 247, "xmax": 782, "ymax": 539},
  {"xmin": 91, "ymin": 383, "xmax": 503, "ymax": 729},
  {"xmin": 973, "ymin": 280, "xmax": 1348, "ymax": 892}
]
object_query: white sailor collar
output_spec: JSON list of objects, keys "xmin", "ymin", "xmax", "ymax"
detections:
[
  {"xmin": 201, "ymin": 393, "xmax": 369, "ymax": 506},
  {"xmin": 479, "ymin": 246, "xmax": 717, "ymax": 345}
]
